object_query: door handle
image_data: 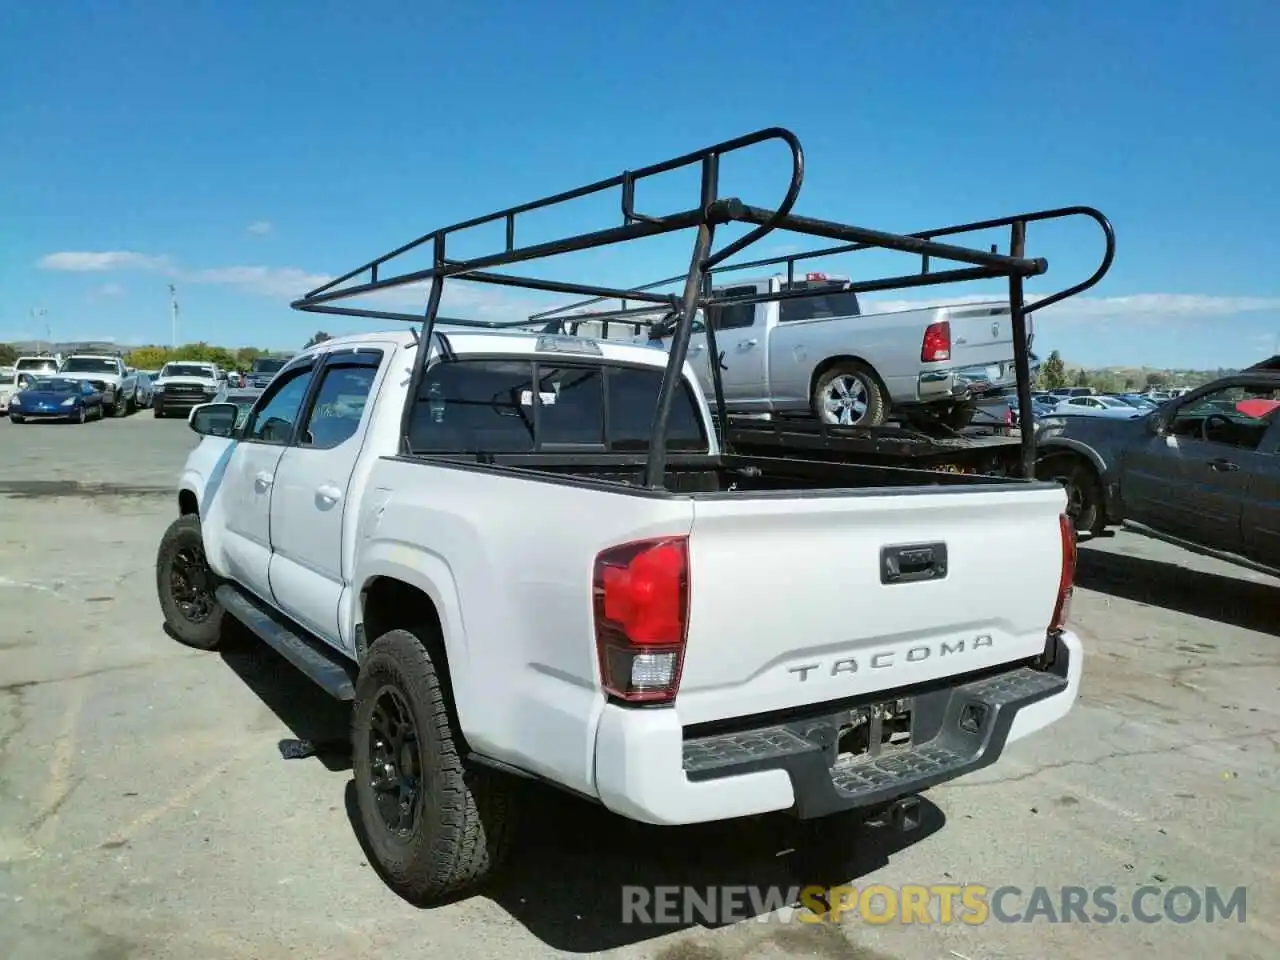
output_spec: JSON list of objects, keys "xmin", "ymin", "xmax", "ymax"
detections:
[
  {"xmin": 1208, "ymin": 458, "xmax": 1240, "ymax": 472},
  {"xmin": 739, "ymin": 339, "xmax": 758, "ymax": 349},
  {"xmin": 254, "ymin": 471, "xmax": 274, "ymax": 489},
  {"xmin": 316, "ymin": 484, "xmax": 343, "ymax": 504}
]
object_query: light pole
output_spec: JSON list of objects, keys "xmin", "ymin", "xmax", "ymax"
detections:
[
  {"xmin": 31, "ymin": 307, "xmax": 48, "ymax": 353},
  {"xmin": 169, "ymin": 284, "xmax": 179, "ymax": 348}
]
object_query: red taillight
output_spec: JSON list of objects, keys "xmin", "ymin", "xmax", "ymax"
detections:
[
  {"xmin": 593, "ymin": 537, "xmax": 690, "ymax": 704},
  {"xmin": 806, "ymin": 272, "xmax": 828, "ymax": 281},
  {"xmin": 921, "ymin": 320, "xmax": 951, "ymax": 362},
  {"xmin": 1004, "ymin": 407, "xmax": 1014, "ymax": 427},
  {"xmin": 1050, "ymin": 514, "xmax": 1077, "ymax": 631}
]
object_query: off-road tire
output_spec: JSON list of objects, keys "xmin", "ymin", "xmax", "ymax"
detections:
[
  {"xmin": 811, "ymin": 361, "xmax": 887, "ymax": 427},
  {"xmin": 155, "ymin": 514, "xmax": 225, "ymax": 650},
  {"xmin": 126, "ymin": 391, "xmax": 137, "ymax": 415},
  {"xmin": 153, "ymin": 406, "xmax": 164, "ymax": 419},
  {"xmin": 352, "ymin": 627, "xmax": 518, "ymax": 905}
]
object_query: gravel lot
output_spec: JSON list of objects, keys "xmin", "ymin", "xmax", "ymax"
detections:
[{"xmin": 1, "ymin": 414, "xmax": 1277, "ymax": 960}]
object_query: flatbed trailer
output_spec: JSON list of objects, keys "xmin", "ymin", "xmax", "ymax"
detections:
[{"xmin": 717, "ymin": 414, "xmax": 1025, "ymax": 474}]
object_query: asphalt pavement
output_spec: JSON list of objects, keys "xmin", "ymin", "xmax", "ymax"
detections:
[{"xmin": 0, "ymin": 414, "xmax": 1276, "ymax": 959}]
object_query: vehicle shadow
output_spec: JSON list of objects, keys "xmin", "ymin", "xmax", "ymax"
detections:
[
  {"xmin": 1075, "ymin": 547, "xmax": 1280, "ymax": 636},
  {"xmin": 214, "ymin": 623, "xmax": 946, "ymax": 952},
  {"xmin": 215, "ymin": 628, "xmax": 353, "ymax": 771},
  {"xmin": 344, "ymin": 779, "xmax": 945, "ymax": 953}
]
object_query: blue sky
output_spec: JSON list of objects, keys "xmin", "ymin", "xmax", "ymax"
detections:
[{"xmin": 3, "ymin": 0, "xmax": 1278, "ymax": 369}]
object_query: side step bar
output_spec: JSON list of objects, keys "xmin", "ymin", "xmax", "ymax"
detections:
[{"xmin": 216, "ymin": 584, "xmax": 357, "ymax": 701}]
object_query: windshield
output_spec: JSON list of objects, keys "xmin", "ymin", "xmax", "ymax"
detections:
[
  {"xmin": 161, "ymin": 363, "xmax": 214, "ymax": 378},
  {"xmin": 61, "ymin": 357, "xmax": 120, "ymax": 374},
  {"xmin": 26, "ymin": 378, "xmax": 78, "ymax": 393},
  {"xmin": 251, "ymin": 357, "xmax": 287, "ymax": 374},
  {"xmin": 1095, "ymin": 397, "xmax": 1129, "ymax": 408},
  {"xmin": 15, "ymin": 358, "xmax": 59, "ymax": 374}
]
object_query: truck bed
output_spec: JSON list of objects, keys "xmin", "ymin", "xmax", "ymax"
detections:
[{"xmin": 405, "ymin": 448, "xmax": 1032, "ymax": 493}]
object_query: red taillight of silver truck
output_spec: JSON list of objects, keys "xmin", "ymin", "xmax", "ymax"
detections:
[
  {"xmin": 1050, "ymin": 513, "xmax": 1077, "ymax": 631},
  {"xmin": 921, "ymin": 320, "xmax": 952, "ymax": 362},
  {"xmin": 593, "ymin": 536, "xmax": 690, "ymax": 704}
]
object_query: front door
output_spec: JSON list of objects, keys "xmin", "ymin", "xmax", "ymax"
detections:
[
  {"xmin": 268, "ymin": 349, "xmax": 385, "ymax": 649},
  {"xmin": 218, "ymin": 361, "xmax": 319, "ymax": 601},
  {"xmin": 1124, "ymin": 381, "xmax": 1279, "ymax": 553}
]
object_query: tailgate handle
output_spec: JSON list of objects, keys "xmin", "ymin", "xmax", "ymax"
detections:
[{"xmin": 881, "ymin": 542, "xmax": 948, "ymax": 584}]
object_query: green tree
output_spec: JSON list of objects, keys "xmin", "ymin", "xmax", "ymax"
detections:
[
  {"xmin": 234, "ymin": 347, "xmax": 265, "ymax": 370},
  {"xmin": 1144, "ymin": 370, "xmax": 1170, "ymax": 390},
  {"xmin": 305, "ymin": 331, "xmax": 332, "ymax": 348},
  {"xmin": 0, "ymin": 342, "xmax": 18, "ymax": 365},
  {"xmin": 1073, "ymin": 368, "xmax": 1091, "ymax": 388},
  {"xmin": 1038, "ymin": 350, "xmax": 1067, "ymax": 389}
]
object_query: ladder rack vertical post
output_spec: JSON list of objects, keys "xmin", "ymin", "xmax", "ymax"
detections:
[{"xmin": 1008, "ymin": 220, "xmax": 1036, "ymax": 480}]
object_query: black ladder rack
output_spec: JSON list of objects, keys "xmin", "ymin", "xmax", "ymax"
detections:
[{"xmin": 291, "ymin": 126, "xmax": 1115, "ymax": 485}]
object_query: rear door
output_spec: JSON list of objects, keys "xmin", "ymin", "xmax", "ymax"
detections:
[
  {"xmin": 1241, "ymin": 415, "xmax": 1280, "ymax": 566},
  {"xmin": 268, "ymin": 348, "xmax": 386, "ymax": 648}
]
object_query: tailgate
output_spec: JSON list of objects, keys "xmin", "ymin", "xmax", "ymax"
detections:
[
  {"xmin": 675, "ymin": 483, "xmax": 1068, "ymax": 725},
  {"xmin": 947, "ymin": 303, "xmax": 1020, "ymax": 372}
]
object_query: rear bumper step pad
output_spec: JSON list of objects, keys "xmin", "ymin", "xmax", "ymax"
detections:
[{"xmin": 682, "ymin": 640, "xmax": 1069, "ymax": 819}]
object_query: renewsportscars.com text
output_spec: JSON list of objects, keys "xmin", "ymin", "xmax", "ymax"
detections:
[{"xmin": 621, "ymin": 884, "xmax": 1247, "ymax": 926}]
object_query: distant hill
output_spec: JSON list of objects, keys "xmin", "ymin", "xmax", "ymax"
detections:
[{"xmin": 5, "ymin": 340, "xmax": 139, "ymax": 356}]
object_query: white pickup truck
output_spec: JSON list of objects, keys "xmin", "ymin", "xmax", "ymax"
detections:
[
  {"xmin": 157, "ymin": 326, "xmax": 1081, "ymax": 904},
  {"xmin": 59, "ymin": 353, "xmax": 142, "ymax": 416},
  {"xmin": 152, "ymin": 360, "xmax": 223, "ymax": 418}
]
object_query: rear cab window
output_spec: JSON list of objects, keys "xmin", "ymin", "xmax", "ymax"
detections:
[{"xmin": 407, "ymin": 357, "xmax": 708, "ymax": 455}]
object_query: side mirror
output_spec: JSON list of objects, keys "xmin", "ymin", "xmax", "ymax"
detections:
[{"xmin": 188, "ymin": 402, "xmax": 239, "ymax": 438}]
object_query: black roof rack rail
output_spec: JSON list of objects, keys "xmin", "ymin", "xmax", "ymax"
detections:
[{"xmin": 292, "ymin": 126, "xmax": 1114, "ymax": 484}]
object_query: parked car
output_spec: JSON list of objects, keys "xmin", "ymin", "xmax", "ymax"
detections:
[
  {"xmin": 133, "ymin": 371, "xmax": 155, "ymax": 408},
  {"xmin": 13, "ymin": 354, "xmax": 61, "ymax": 378},
  {"xmin": 8, "ymin": 376, "xmax": 105, "ymax": 423},
  {"xmin": 1036, "ymin": 368, "xmax": 1280, "ymax": 560},
  {"xmin": 58, "ymin": 354, "xmax": 142, "ymax": 416},
  {"xmin": 211, "ymin": 383, "xmax": 263, "ymax": 428},
  {"xmin": 1109, "ymin": 393, "xmax": 1159, "ymax": 412},
  {"xmin": 152, "ymin": 361, "xmax": 222, "ymax": 418},
  {"xmin": 1051, "ymin": 395, "xmax": 1143, "ymax": 419},
  {"xmin": 1047, "ymin": 387, "xmax": 1095, "ymax": 399},
  {"xmin": 158, "ymin": 328, "xmax": 1080, "ymax": 904},
  {"xmin": 244, "ymin": 355, "xmax": 290, "ymax": 389}
]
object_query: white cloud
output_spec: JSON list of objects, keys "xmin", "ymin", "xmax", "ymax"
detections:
[
  {"xmin": 186, "ymin": 265, "xmax": 333, "ymax": 299},
  {"xmin": 38, "ymin": 251, "xmax": 169, "ymax": 272},
  {"xmin": 247, "ymin": 220, "xmax": 273, "ymax": 236},
  {"xmin": 859, "ymin": 292, "xmax": 1280, "ymax": 325},
  {"xmin": 45, "ymin": 247, "xmax": 1278, "ymax": 333},
  {"xmin": 35, "ymin": 248, "xmax": 540, "ymax": 320}
]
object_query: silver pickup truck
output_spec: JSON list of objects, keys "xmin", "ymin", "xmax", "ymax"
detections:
[{"xmin": 635, "ymin": 273, "xmax": 1029, "ymax": 428}]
